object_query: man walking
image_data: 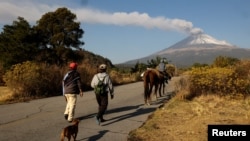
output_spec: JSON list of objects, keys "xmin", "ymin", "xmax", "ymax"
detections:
[
  {"xmin": 62, "ymin": 62, "xmax": 83, "ymax": 122},
  {"xmin": 91, "ymin": 64, "xmax": 114, "ymax": 125}
]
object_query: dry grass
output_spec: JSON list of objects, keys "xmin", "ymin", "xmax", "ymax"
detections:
[
  {"xmin": 0, "ymin": 86, "xmax": 13, "ymax": 104},
  {"xmin": 0, "ymin": 69, "xmax": 140, "ymax": 104},
  {"xmin": 128, "ymin": 95, "xmax": 250, "ymax": 141}
]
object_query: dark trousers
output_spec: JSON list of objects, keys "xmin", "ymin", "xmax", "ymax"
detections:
[
  {"xmin": 159, "ymin": 71, "xmax": 168, "ymax": 83},
  {"xmin": 95, "ymin": 92, "xmax": 108, "ymax": 119}
]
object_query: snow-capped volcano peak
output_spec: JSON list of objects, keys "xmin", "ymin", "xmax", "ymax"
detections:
[
  {"xmin": 188, "ymin": 34, "xmax": 231, "ymax": 46},
  {"xmin": 166, "ymin": 33, "xmax": 233, "ymax": 50},
  {"xmin": 153, "ymin": 33, "xmax": 236, "ymax": 55}
]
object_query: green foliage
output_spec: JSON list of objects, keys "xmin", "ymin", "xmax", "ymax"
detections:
[
  {"xmin": 3, "ymin": 61, "xmax": 63, "ymax": 98},
  {"xmin": 36, "ymin": 7, "xmax": 84, "ymax": 49},
  {"xmin": 128, "ymin": 56, "xmax": 170, "ymax": 74},
  {"xmin": 130, "ymin": 62, "xmax": 148, "ymax": 73},
  {"xmin": 147, "ymin": 56, "xmax": 165, "ymax": 68},
  {"xmin": 0, "ymin": 17, "xmax": 39, "ymax": 70},
  {"xmin": 0, "ymin": 7, "xmax": 88, "ymax": 86},
  {"xmin": 35, "ymin": 7, "xmax": 84, "ymax": 65},
  {"xmin": 94, "ymin": 76, "xmax": 107, "ymax": 95},
  {"xmin": 192, "ymin": 63, "xmax": 209, "ymax": 68},
  {"xmin": 212, "ymin": 56, "xmax": 239, "ymax": 67}
]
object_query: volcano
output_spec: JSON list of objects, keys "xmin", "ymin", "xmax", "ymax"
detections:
[{"xmin": 122, "ymin": 33, "xmax": 250, "ymax": 67}]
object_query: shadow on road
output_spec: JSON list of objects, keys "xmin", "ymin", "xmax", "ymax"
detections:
[
  {"xmin": 151, "ymin": 92, "xmax": 173, "ymax": 105},
  {"xmin": 77, "ymin": 113, "xmax": 97, "ymax": 121},
  {"xmin": 106, "ymin": 104, "xmax": 143, "ymax": 114},
  {"xmin": 76, "ymin": 92, "xmax": 175, "ymax": 127},
  {"xmin": 76, "ymin": 104, "xmax": 144, "ymax": 121},
  {"xmin": 77, "ymin": 130, "xmax": 109, "ymax": 141},
  {"xmin": 101, "ymin": 92, "xmax": 175, "ymax": 126},
  {"xmin": 102, "ymin": 105, "xmax": 157, "ymax": 126}
]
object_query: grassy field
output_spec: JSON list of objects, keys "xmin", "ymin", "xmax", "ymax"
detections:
[{"xmin": 128, "ymin": 95, "xmax": 250, "ymax": 141}]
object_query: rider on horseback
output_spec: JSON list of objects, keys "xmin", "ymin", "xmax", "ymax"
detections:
[{"xmin": 157, "ymin": 59, "xmax": 169, "ymax": 84}]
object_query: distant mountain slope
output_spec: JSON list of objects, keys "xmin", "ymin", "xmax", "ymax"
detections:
[{"xmin": 122, "ymin": 33, "xmax": 250, "ymax": 67}]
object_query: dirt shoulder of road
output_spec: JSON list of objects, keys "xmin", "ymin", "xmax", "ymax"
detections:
[{"xmin": 128, "ymin": 91, "xmax": 250, "ymax": 141}]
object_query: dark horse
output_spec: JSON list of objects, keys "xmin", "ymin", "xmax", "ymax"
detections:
[{"xmin": 143, "ymin": 69, "xmax": 167, "ymax": 105}]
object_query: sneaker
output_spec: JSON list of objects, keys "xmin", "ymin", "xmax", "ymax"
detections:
[
  {"xmin": 64, "ymin": 114, "xmax": 68, "ymax": 120},
  {"xmin": 95, "ymin": 116, "xmax": 100, "ymax": 125}
]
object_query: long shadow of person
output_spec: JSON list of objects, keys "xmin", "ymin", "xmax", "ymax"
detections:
[
  {"xmin": 76, "ymin": 104, "xmax": 143, "ymax": 122},
  {"xmin": 77, "ymin": 113, "xmax": 97, "ymax": 121},
  {"xmin": 101, "ymin": 92, "xmax": 172, "ymax": 126},
  {"xmin": 102, "ymin": 106, "xmax": 157, "ymax": 126},
  {"xmin": 77, "ymin": 130, "xmax": 109, "ymax": 141},
  {"xmin": 87, "ymin": 130, "xmax": 109, "ymax": 141},
  {"xmin": 106, "ymin": 104, "xmax": 144, "ymax": 115}
]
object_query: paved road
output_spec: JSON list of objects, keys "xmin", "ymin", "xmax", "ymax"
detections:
[{"xmin": 0, "ymin": 77, "xmax": 177, "ymax": 141}]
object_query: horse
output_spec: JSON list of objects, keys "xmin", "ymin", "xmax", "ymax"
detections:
[{"xmin": 142, "ymin": 69, "xmax": 166, "ymax": 105}]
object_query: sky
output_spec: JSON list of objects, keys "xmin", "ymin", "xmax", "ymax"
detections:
[{"xmin": 0, "ymin": 0, "xmax": 250, "ymax": 64}]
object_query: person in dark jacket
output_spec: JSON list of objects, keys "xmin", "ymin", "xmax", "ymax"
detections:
[
  {"xmin": 62, "ymin": 62, "xmax": 83, "ymax": 122},
  {"xmin": 91, "ymin": 64, "xmax": 114, "ymax": 125}
]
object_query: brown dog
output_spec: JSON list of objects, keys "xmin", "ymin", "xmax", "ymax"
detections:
[{"xmin": 60, "ymin": 119, "xmax": 80, "ymax": 141}]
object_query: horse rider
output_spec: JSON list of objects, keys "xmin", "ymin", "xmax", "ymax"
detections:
[{"xmin": 157, "ymin": 59, "xmax": 168, "ymax": 83}]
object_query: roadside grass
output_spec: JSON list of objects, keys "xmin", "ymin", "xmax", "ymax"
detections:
[
  {"xmin": 128, "ymin": 94, "xmax": 250, "ymax": 141},
  {"xmin": 0, "ymin": 86, "xmax": 13, "ymax": 104},
  {"xmin": 0, "ymin": 86, "xmax": 29, "ymax": 104}
]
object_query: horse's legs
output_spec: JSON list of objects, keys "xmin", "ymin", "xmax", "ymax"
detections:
[
  {"xmin": 163, "ymin": 83, "xmax": 165, "ymax": 95},
  {"xmin": 158, "ymin": 83, "xmax": 162, "ymax": 97},
  {"xmin": 144, "ymin": 93, "xmax": 150, "ymax": 105},
  {"xmin": 144, "ymin": 83, "xmax": 149, "ymax": 105},
  {"xmin": 154, "ymin": 84, "xmax": 158, "ymax": 100}
]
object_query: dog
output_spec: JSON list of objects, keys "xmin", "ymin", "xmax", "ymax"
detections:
[{"xmin": 60, "ymin": 119, "xmax": 80, "ymax": 141}]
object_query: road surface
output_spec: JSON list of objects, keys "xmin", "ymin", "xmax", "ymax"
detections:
[{"xmin": 0, "ymin": 77, "xmax": 178, "ymax": 141}]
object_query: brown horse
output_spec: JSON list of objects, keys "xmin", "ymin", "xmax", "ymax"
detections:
[{"xmin": 143, "ymin": 69, "xmax": 166, "ymax": 105}]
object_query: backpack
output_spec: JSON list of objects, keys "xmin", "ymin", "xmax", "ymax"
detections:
[{"xmin": 94, "ymin": 75, "xmax": 107, "ymax": 95}]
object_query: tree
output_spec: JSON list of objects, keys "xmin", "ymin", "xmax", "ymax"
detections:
[
  {"xmin": 0, "ymin": 17, "xmax": 39, "ymax": 70},
  {"xmin": 35, "ymin": 7, "xmax": 84, "ymax": 65},
  {"xmin": 147, "ymin": 56, "xmax": 168, "ymax": 68},
  {"xmin": 131, "ymin": 62, "xmax": 147, "ymax": 73}
]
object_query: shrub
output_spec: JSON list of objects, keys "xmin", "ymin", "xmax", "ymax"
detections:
[
  {"xmin": 109, "ymin": 70, "xmax": 140, "ymax": 85},
  {"xmin": 166, "ymin": 64, "xmax": 176, "ymax": 76},
  {"xmin": 3, "ymin": 61, "xmax": 63, "ymax": 99},
  {"xmin": 189, "ymin": 66, "xmax": 250, "ymax": 97}
]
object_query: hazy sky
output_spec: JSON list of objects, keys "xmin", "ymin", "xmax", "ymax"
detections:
[{"xmin": 0, "ymin": 0, "xmax": 249, "ymax": 64}]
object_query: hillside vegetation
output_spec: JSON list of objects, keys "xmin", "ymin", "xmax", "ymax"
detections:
[{"xmin": 128, "ymin": 58, "xmax": 250, "ymax": 141}]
